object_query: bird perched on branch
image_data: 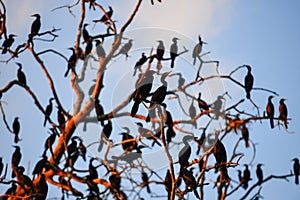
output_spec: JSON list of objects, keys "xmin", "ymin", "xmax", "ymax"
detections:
[
  {"xmin": 11, "ymin": 145, "xmax": 22, "ymax": 178},
  {"xmin": 189, "ymin": 99, "xmax": 197, "ymax": 128},
  {"xmin": 156, "ymin": 40, "xmax": 165, "ymax": 61},
  {"xmin": 279, "ymin": 98, "xmax": 288, "ymax": 129},
  {"xmin": 192, "ymin": 35, "xmax": 206, "ymax": 65},
  {"xmin": 170, "ymin": 37, "xmax": 179, "ymax": 68},
  {"xmin": 113, "ymin": 39, "xmax": 133, "ymax": 59},
  {"xmin": 16, "ymin": 63, "xmax": 27, "ymax": 86},
  {"xmin": 93, "ymin": 6, "xmax": 113, "ymax": 23},
  {"xmin": 142, "ymin": 171, "xmax": 151, "ymax": 193},
  {"xmin": 266, "ymin": 96, "xmax": 275, "ymax": 129},
  {"xmin": 242, "ymin": 164, "xmax": 251, "ymax": 189},
  {"xmin": 12, "ymin": 117, "xmax": 20, "ymax": 143},
  {"xmin": 256, "ymin": 164, "xmax": 263, "ymax": 185},
  {"xmin": 213, "ymin": 138, "xmax": 230, "ymax": 182},
  {"xmin": 244, "ymin": 65, "xmax": 254, "ymax": 99},
  {"xmin": 1, "ymin": 34, "xmax": 16, "ymax": 54},
  {"xmin": 120, "ymin": 127, "xmax": 137, "ymax": 152},
  {"xmin": 30, "ymin": 14, "xmax": 41, "ymax": 37},
  {"xmin": 133, "ymin": 52, "xmax": 148, "ymax": 76},
  {"xmin": 241, "ymin": 124, "xmax": 250, "ymax": 148},
  {"xmin": 82, "ymin": 23, "xmax": 91, "ymax": 43},
  {"xmin": 178, "ymin": 135, "xmax": 194, "ymax": 169},
  {"xmin": 292, "ymin": 158, "xmax": 299, "ymax": 185},
  {"xmin": 95, "ymin": 98, "xmax": 105, "ymax": 126},
  {"xmin": 64, "ymin": 47, "xmax": 77, "ymax": 77},
  {"xmin": 180, "ymin": 167, "xmax": 200, "ymax": 199},
  {"xmin": 98, "ymin": 120, "xmax": 112, "ymax": 152},
  {"xmin": 95, "ymin": 40, "xmax": 106, "ymax": 58},
  {"xmin": 43, "ymin": 98, "xmax": 54, "ymax": 127}
]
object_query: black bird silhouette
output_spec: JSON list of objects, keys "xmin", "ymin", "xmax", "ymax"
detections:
[
  {"xmin": 88, "ymin": 158, "xmax": 98, "ymax": 179},
  {"xmin": 131, "ymin": 70, "xmax": 155, "ymax": 117},
  {"xmin": 30, "ymin": 14, "xmax": 41, "ymax": 37},
  {"xmin": 266, "ymin": 95, "xmax": 275, "ymax": 129},
  {"xmin": 142, "ymin": 172, "xmax": 151, "ymax": 193},
  {"xmin": 292, "ymin": 158, "xmax": 299, "ymax": 185},
  {"xmin": 145, "ymin": 71, "xmax": 170, "ymax": 122},
  {"xmin": 43, "ymin": 98, "xmax": 54, "ymax": 127},
  {"xmin": 67, "ymin": 136, "xmax": 80, "ymax": 155},
  {"xmin": 120, "ymin": 127, "xmax": 137, "ymax": 152},
  {"xmin": 64, "ymin": 47, "xmax": 77, "ymax": 77},
  {"xmin": 0, "ymin": 157, "xmax": 3, "ymax": 177},
  {"xmin": 156, "ymin": 40, "xmax": 165, "ymax": 61},
  {"xmin": 113, "ymin": 39, "xmax": 133, "ymax": 58},
  {"xmin": 241, "ymin": 124, "xmax": 250, "ymax": 148},
  {"xmin": 11, "ymin": 145, "xmax": 22, "ymax": 178},
  {"xmin": 178, "ymin": 135, "xmax": 194, "ymax": 168},
  {"xmin": 244, "ymin": 65, "xmax": 254, "ymax": 99},
  {"xmin": 242, "ymin": 164, "xmax": 251, "ymax": 189},
  {"xmin": 56, "ymin": 106, "xmax": 66, "ymax": 130},
  {"xmin": 32, "ymin": 155, "xmax": 48, "ymax": 176},
  {"xmin": 34, "ymin": 173, "xmax": 48, "ymax": 200},
  {"xmin": 98, "ymin": 120, "xmax": 112, "ymax": 152},
  {"xmin": 85, "ymin": 41, "xmax": 93, "ymax": 57},
  {"xmin": 256, "ymin": 164, "xmax": 263, "ymax": 185},
  {"xmin": 180, "ymin": 167, "xmax": 200, "ymax": 199},
  {"xmin": 15, "ymin": 166, "xmax": 34, "ymax": 194},
  {"xmin": 43, "ymin": 128, "xmax": 57, "ymax": 158},
  {"xmin": 95, "ymin": 98, "xmax": 105, "ymax": 126},
  {"xmin": 192, "ymin": 35, "xmax": 206, "ymax": 65},
  {"xmin": 1, "ymin": 34, "xmax": 16, "ymax": 54},
  {"xmin": 133, "ymin": 52, "xmax": 148, "ymax": 76},
  {"xmin": 77, "ymin": 139, "xmax": 87, "ymax": 161},
  {"xmin": 136, "ymin": 122, "xmax": 161, "ymax": 146},
  {"xmin": 12, "ymin": 117, "xmax": 20, "ymax": 143},
  {"xmin": 170, "ymin": 37, "xmax": 179, "ymax": 68},
  {"xmin": 93, "ymin": 6, "xmax": 113, "ymax": 23},
  {"xmin": 16, "ymin": 63, "xmax": 27, "ymax": 86},
  {"xmin": 211, "ymin": 96, "xmax": 224, "ymax": 120},
  {"xmin": 109, "ymin": 171, "xmax": 121, "ymax": 192},
  {"xmin": 189, "ymin": 99, "xmax": 197, "ymax": 128},
  {"xmin": 197, "ymin": 92, "xmax": 210, "ymax": 112},
  {"xmin": 164, "ymin": 169, "xmax": 172, "ymax": 199},
  {"xmin": 95, "ymin": 39, "xmax": 106, "ymax": 58},
  {"xmin": 279, "ymin": 98, "xmax": 288, "ymax": 129},
  {"xmin": 213, "ymin": 138, "xmax": 230, "ymax": 182},
  {"xmin": 82, "ymin": 23, "xmax": 91, "ymax": 43}
]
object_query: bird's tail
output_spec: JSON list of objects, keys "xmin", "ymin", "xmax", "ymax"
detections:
[
  {"xmin": 146, "ymin": 185, "xmax": 151, "ymax": 193},
  {"xmin": 43, "ymin": 117, "xmax": 47, "ymax": 127},
  {"xmin": 296, "ymin": 174, "xmax": 299, "ymax": 185},
  {"xmin": 193, "ymin": 57, "xmax": 196, "ymax": 65},
  {"xmin": 270, "ymin": 117, "xmax": 274, "ymax": 129},
  {"xmin": 171, "ymin": 59, "xmax": 175, "ymax": 68},
  {"xmin": 246, "ymin": 91, "xmax": 251, "ymax": 99},
  {"xmin": 64, "ymin": 68, "xmax": 70, "ymax": 77},
  {"xmin": 131, "ymin": 100, "xmax": 141, "ymax": 117}
]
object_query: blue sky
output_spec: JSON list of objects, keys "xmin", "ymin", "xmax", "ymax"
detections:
[{"xmin": 1, "ymin": 0, "xmax": 300, "ymax": 199}]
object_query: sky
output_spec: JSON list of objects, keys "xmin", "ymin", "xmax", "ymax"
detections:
[{"xmin": 0, "ymin": 0, "xmax": 300, "ymax": 199}]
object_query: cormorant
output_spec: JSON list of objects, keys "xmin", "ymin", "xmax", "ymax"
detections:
[
  {"xmin": 266, "ymin": 95, "xmax": 275, "ymax": 129},
  {"xmin": 64, "ymin": 47, "xmax": 77, "ymax": 77},
  {"xmin": 82, "ymin": 23, "xmax": 91, "ymax": 43},
  {"xmin": 95, "ymin": 40, "xmax": 106, "ymax": 58},
  {"xmin": 133, "ymin": 52, "xmax": 148, "ymax": 76},
  {"xmin": 33, "ymin": 173, "xmax": 48, "ymax": 200},
  {"xmin": 1, "ymin": 34, "xmax": 16, "ymax": 54},
  {"xmin": 15, "ymin": 166, "xmax": 34, "ymax": 194},
  {"xmin": 189, "ymin": 99, "xmax": 197, "ymax": 128},
  {"xmin": 180, "ymin": 167, "xmax": 200, "ymax": 199},
  {"xmin": 93, "ymin": 6, "xmax": 113, "ymax": 23},
  {"xmin": 12, "ymin": 117, "xmax": 20, "ymax": 143},
  {"xmin": 213, "ymin": 139, "xmax": 230, "ymax": 182},
  {"xmin": 43, "ymin": 128, "xmax": 57, "ymax": 158},
  {"xmin": 241, "ymin": 124, "xmax": 250, "ymax": 148},
  {"xmin": 32, "ymin": 155, "xmax": 47, "ymax": 176},
  {"xmin": 197, "ymin": 92, "xmax": 210, "ymax": 112},
  {"xmin": 57, "ymin": 106, "xmax": 66, "ymax": 130},
  {"xmin": 109, "ymin": 171, "xmax": 121, "ymax": 192},
  {"xmin": 192, "ymin": 35, "xmax": 206, "ymax": 65},
  {"xmin": 164, "ymin": 107, "xmax": 176, "ymax": 143},
  {"xmin": 11, "ymin": 146, "xmax": 22, "ymax": 178},
  {"xmin": 211, "ymin": 95, "xmax": 224, "ymax": 120},
  {"xmin": 120, "ymin": 127, "xmax": 137, "ymax": 152},
  {"xmin": 256, "ymin": 164, "xmax": 263, "ymax": 185},
  {"xmin": 142, "ymin": 172, "xmax": 151, "ymax": 193},
  {"xmin": 78, "ymin": 140, "xmax": 87, "ymax": 161},
  {"xmin": 178, "ymin": 135, "xmax": 194, "ymax": 168},
  {"xmin": 156, "ymin": 40, "xmax": 165, "ymax": 61},
  {"xmin": 43, "ymin": 98, "xmax": 54, "ymax": 127},
  {"xmin": 88, "ymin": 158, "xmax": 98, "ymax": 179},
  {"xmin": 242, "ymin": 164, "xmax": 251, "ymax": 189},
  {"xmin": 113, "ymin": 39, "xmax": 133, "ymax": 58},
  {"xmin": 164, "ymin": 169, "xmax": 172, "ymax": 200},
  {"xmin": 30, "ymin": 14, "xmax": 41, "ymax": 37},
  {"xmin": 292, "ymin": 158, "xmax": 299, "ymax": 185},
  {"xmin": 145, "ymin": 71, "xmax": 170, "ymax": 122},
  {"xmin": 16, "ymin": 62, "xmax": 27, "ymax": 86},
  {"xmin": 170, "ymin": 37, "xmax": 179, "ymax": 68},
  {"xmin": 67, "ymin": 136, "xmax": 79, "ymax": 155},
  {"xmin": 64, "ymin": 150, "xmax": 80, "ymax": 170},
  {"xmin": 244, "ymin": 65, "xmax": 254, "ymax": 99},
  {"xmin": 136, "ymin": 122, "xmax": 161, "ymax": 146},
  {"xmin": 85, "ymin": 41, "xmax": 93, "ymax": 57},
  {"xmin": 279, "ymin": 98, "xmax": 288, "ymax": 129},
  {"xmin": 131, "ymin": 70, "xmax": 155, "ymax": 117},
  {"xmin": 98, "ymin": 120, "xmax": 112, "ymax": 152},
  {"xmin": 95, "ymin": 98, "xmax": 105, "ymax": 126}
]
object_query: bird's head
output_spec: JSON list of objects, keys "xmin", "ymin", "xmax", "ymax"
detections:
[
  {"xmin": 268, "ymin": 95, "xmax": 275, "ymax": 101},
  {"xmin": 9, "ymin": 34, "xmax": 17, "ymax": 38},
  {"xmin": 122, "ymin": 127, "xmax": 130, "ymax": 133},
  {"xmin": 15, "ymin": 62, "xmax": 22, "ymax": 69},
  {"xmin": 292, "ymin": 158, "xmax": 299, "ymax": 162},
  {"xmin": 31, "ymin": 14, "xmax": 40, "ymax": 18},
  {"xmin": 136, "ymin": 122, "xmax": 143, "ymax": 127},
  {"xmin": 172, "ymin": 37, "xmax": 179, "ymax": 42},
  {"xmin": 280, "ymin": 98, "xmax": 287, "ymax": 103}
]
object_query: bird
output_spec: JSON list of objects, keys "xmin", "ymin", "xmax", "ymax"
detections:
[
  {"xmin": 189, "ymin": 99, "xmax": 197, "ymax": 128},
  {"xmin": 211, "ymin": 96, "xmax": 224, "ymax": 120},
  {"xmin": 244, "ymin": 65, "xmax": 254, "ymax": 99},
  {"xmin": 266, "ymin": 95, "xmax": 275, "ymax": 129},
  {"xmin": 82, "ymin": 23, "xmax": 91, "ymax": 43},
  {"xmin": 1, "ymin": 34, "xmax": 16, "ymax": 54},
  {"xmin": 64, "ymin": 150, "xmax": 80, "ymax": 170},
  {"xmin": 67, "ymin": 136, "xmax": 79, "ymax": 155},
  {"xmin": 56, "ymin": 106, "xmax": 66, "ymax": 130},
  {"xmin": 180, "ymin": 167, "xmax": 200, "ymax": 199},
  {"xmin": 11, "ymin": 145, "xmax": 22, "ymax": 178},
  {"xmin": 213, "ymin": 139, "xmax": 230, "ymax": 182},
  {"xmin": 98, "ymin": 120, "xmax": 112, "ymax": 152},
  {"xmin": 33, "ymin": 173, "xmax": 48, "ymax": 200},
  {"xmin": 141, "ymin": 172, "xmax": 151, "ymax": 193},
  {"xmin": 113, "ymin": 39, "xmax": 133, "ymax": 58},
  {"xmin": 292, "ymin": 158, "xmax": 299, "ymax": 185},
  {"xmin": 192, "ymin": 35, "xmax": 206, "ymax": 65},
  {"xmin": 95, "ymin": 40, "xmax": 106, "ymax": 58},
  {"xmin": 256, "ymin": 164, "xmax": 263, "ymax": 185},
  {"xmin": 133, "ymin": 52, "xmax": 148, "ymax": 76},
  {"xmin": 145, "ymin": 71, "xmax": 170, "ymax": 122},
  {"xmin": 178, "ymin": 135, "xmax": 194, "ymax": 168},
  {"xmin": 156, "ymin": 40, "xmax": 165, "ymax": 61},
  {"xmin": 15, "ymin": 166, "xmax": 34, "ymax": 194},
  {"xmin": 120, "ymin": 127, "xmax": 137, "ymax": 152},
  {"xmin": 112, "ymin": 145, "xmax": 145, "ymax": 165},
  {"xmin": 12, "ymin": 117, "xmax": 20, "ymax": 143},
  {"xmin": 242, "ymin": 164, "xmax": 251, "ymax": 189},
  {"xmin": 0, "ymin": 157, "xmax": 3, "ymax": 176},
  {"xmin": 164, "ymin": 107, "xmax": 176, "ymax": 144},
  {"xmin": 95, "ymin": 98, "xmax": 105, "ymax": 126},
  {"xmin": 43, "ymin": 98, "xmax": 54, "ymax": 127},
  {"xmin": 77, "ymin": 139, "xmax": 86, "ymax": 162},
  {"xmin": 197, "ymin": 92, "xmax": 210, "ymax": 112},
  {"xmin": 93, "ymin": 6, "xmax": 113, "ymax": 23},
  {"xmin": 43, "ymin": 128, "xmax": 57, "ymax": 158},
  {"xmin": 170, "ymin": 37, "xmax": 179, "ymax": 68},
  {"xmin": 151, "ymin": 0, "xmax": 162, "ymax": 5},
  {"xmin": 131, "ymin": 70, "xmax": 155, "ymax": 117},
  {"xmin": 85, "ymin": 41, "xmax": 93, "ymax": 57},
  {"xmin": 164, "ymin": 169, "xmax": 172, "ymax": 199},
  {"xmin": 279, "ymin": 98, "xmax": 288, "ymax": 129},
  {"xmin": 195, "ymin": 129, "xmax": 206, "ymax": 155},
  {"xmin": 109, "ymin": 171, "xmax": 121, "ymax": 192},
  {"xmin": 88, "ymin": 158, "xmax": 98, "ymax": 179},
  {"xmin": 32, "ymin": 155, "xmax": 48, "ymax": 176},
  {"xmin": 30, "ymin": 14, "xmax": 41, "ymax": 37},
  {"xmin": 16, "ymin": 62, "xmax": 27, "ymax": 86},
  {"xmin": 2, "ymin": 182, "xmax": 17, "ymax": 198},
  {"xmin": 64, "ymin": 47, "xmax": 77, "ymax": 77},
  {"xmin": 136, "ymin": 122, "xmax": 161, "ymax": 146},
  {"xmin": 241, "ymin": 124, "xmax": 250, "ymax": 148}
]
